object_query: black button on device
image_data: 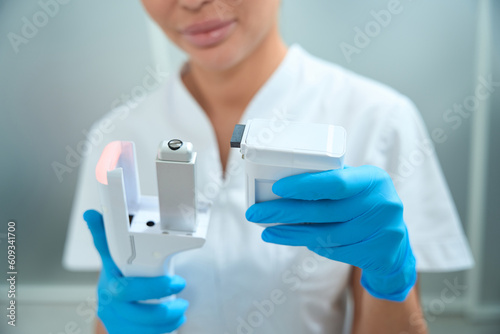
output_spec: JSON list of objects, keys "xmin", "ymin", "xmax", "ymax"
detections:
[
  {"xmin": 230, "ymin": 124, "xmax": 246, "ymax": 148},
  {"xmin": 146, "ymin": 221, "xmax": 155, "ymax": 227}
]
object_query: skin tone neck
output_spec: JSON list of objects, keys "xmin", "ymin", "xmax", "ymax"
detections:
[{"xmin": 181, "ymin": 22, "xmax": 288, "ymax": 174}]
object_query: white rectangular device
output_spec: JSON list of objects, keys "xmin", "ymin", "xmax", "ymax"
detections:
[
  {"xmin": 96, "ymin": 140, "xmax": 209, "ymax": 278},
  {"xmin": 230, "ymin": 119, "xmax": 347, "ymax": 207}
]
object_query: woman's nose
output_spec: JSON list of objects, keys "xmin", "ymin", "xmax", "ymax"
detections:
[{"xmin": 178, "ymin": 0, "xmax": 214, "ymax": 11}]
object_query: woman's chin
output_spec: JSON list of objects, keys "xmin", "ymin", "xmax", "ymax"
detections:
[{"xmin": 184, "ymin": 42, "xmax": 248, "ymax": 72}]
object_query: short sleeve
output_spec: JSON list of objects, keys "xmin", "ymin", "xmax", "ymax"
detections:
[{"xmin": 368, "ymin": 97, "xmax": 474, "ymax": 272}]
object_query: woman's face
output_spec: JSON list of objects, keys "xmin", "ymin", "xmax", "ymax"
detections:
[{"xmin": 141, "ymin": 0, "xmax": 281, "ymax": 71}]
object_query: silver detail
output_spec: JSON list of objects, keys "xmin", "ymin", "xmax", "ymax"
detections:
[
  {"xmin": 127, "ymin": 236, "xmax": 136, "ymax": 264},
  {"xmin": 168, "ymin": 139, "xmax": 183, "ymax": 151}
]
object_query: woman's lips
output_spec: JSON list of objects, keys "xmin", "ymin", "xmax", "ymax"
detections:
[{"xmin": 181, "ymin": 19, "xmax": 237, "ymax": 48}]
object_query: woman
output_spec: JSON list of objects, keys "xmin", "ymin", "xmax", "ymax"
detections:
[{"xmin": 74, "ymin": 0, "xmax": 474, "ymax": 333}]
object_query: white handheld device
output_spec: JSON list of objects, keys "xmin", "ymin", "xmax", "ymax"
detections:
[
  {"xmin": 230, "ymin": 119, "xmax": 347, "ymax": 208},
  {"xmin": 95, "ymin": 140, "xmax": 209, "ymax": 278}
]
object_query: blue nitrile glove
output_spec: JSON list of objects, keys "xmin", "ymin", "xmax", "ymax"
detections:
[
  {"xmin": 84, "ymin": 209, "xmax": 188, "ymax": 334},
  {"xmin": 246, "ymin": 165, "xmax": 417, "ymax": 302}
]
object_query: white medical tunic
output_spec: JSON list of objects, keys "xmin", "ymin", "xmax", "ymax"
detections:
[{"xmin": 64, "ymin": 44, "xmax": 474, "ymax": 334}]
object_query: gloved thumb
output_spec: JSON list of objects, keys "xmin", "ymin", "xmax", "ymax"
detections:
[{"xmin": 84, "ymin": 209, "xmax": 120, "ymax": 275}]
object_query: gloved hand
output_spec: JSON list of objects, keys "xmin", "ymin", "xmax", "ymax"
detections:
[
  {"xmin": 246, "ymin": 165, "xmax": 417, "ymax": 302},
  {"xmin": 84, "ymin": 209, "xmax": 188, "ymax": 334}
]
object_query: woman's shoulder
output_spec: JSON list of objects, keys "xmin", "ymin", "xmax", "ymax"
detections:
[
  {"xmin": 293, "ymin": 44, "xmax": 411, "ymax": 110},
  {"xmin": 288, "ymin": 45, "xmax": 421, "ymax": 133}
]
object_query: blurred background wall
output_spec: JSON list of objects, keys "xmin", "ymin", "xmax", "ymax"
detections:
[{"xmin": 0, "ymin": 0, "xmax": 498, "ymax": 333}]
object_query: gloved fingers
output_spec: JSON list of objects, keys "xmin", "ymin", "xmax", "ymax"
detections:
[
  {"xmin": 246, "ymin": 197, "xmax": 375, "ymax": 225},
  {"xmin": 261, "ymin": 218, "xmax": 376, "ymax": 247},
  {"xmin": 111, "ymin": 298, "xmax": 189, "ymax": 326},
  {"xmin": 111, "ymin": 275, "xmax": 186, "ymax": 302},
  {"xmin": 84, "ymin": 209, "xmax": 121, "ymax": 275},
  {"xmin": 271, "ymin": 165, "xmax": 385, "ymax": 200}
]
